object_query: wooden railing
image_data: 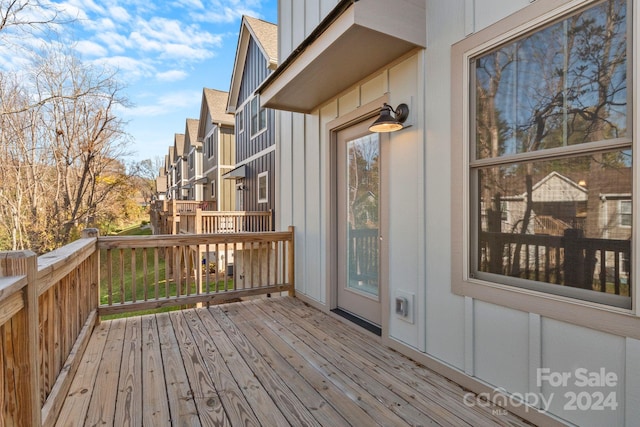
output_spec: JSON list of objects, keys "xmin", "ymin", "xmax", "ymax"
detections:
[
  {"xmin": 479, "ymin": 230, "xmax": 631, "ymax": 295},
  {"xmin": 167, "ymin": 200, "xmax": 201, "ymax": 215},
  {"xmin": 0, "ymin": 227, "xmax": 294, "ymax": 425},
  {"xmin": 98, "ymin": 228, "xmax": 293, "ymax": 315},
  {"xmin": 1, "ymin": 229, "xmax": 99, "ymax": 427},
  {"xmin": 179, "ymin": 210, "xmax": 273, "ymax": 234}
]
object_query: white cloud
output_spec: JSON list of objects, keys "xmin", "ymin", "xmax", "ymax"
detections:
[
  {"xmin": 126, "ymin": 89, "xmax": 201, "ymax": 117},
  {"xmin": 109, "ymin": 6, "xmax": 131, "ymax": 23},
  {"xmin": 75, "ymin": 40, "xmax": 108, "ymax": 57},
  {"xmin": 157, "ymin": 70, "xmax": 188, "ymax": 82},
  {"xmin": 92, "ymin": 55, "xmax": 155, "ymax": 80},
  {"xmin": 177, "ymin": 0, "xmax": 205, "ymax": 10},
  {"xmin": 95, "ymin": 31, "xmax": 130, "ymax": 54}
]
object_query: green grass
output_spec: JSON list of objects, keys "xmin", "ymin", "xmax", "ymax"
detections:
[{"xmin": 99, "ymin": 224, "xmax": 235, "ymax": 319}]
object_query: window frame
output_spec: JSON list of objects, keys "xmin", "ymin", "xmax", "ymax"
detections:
[
  {"xmin": 211, "ymin": 179, "xmax": 216, "ymax": 200},
  {"xmin": 451, "ymin": 0, "xmax": 639, "ymax": 336},
  {"xmin": 250, "ymin": 95, "xmax": 267, "ymax": 138},
  {"xmin": 206, "ymin": 129, "xmax": 218, "ymax": 160},
  {"xmin": 257, "ymin": 171, "xmax": 268, "ymax": 204},
  {"xmin": 237, "ymin": 110, "xmax": 244, "ymax": 134},
  {"xmin": 619, "ymin": 199, "xmax": 632, "ymax": 227}
]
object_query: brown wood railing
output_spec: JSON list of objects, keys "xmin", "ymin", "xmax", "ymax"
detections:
[
  {"xmin": 0, "ymin": 227, "xmax": 294, "ymax": 425},
  {"xmin": 1, "ymin": 229, "xmax": 99, "ymax": 427},
  {"xmin": 178, "ymin": 209, "xmax": 273, "ymax": 234},
  {"xmin": 479, "ymin": 230, "xmax": 631, "ymax": 295},
  {"xmin": 98, "ymin": 228, "xmax": 292, "ymax": 315}
]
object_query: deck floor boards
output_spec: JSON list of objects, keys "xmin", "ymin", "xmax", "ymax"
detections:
[{"xmin": 56, "ymin": 297, "xmax": 533, "ymax": 426}]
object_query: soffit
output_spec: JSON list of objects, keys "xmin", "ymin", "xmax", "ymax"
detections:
[{"xmin": 259, "ymin": 0, "xmax": 426, "ymax": 113}]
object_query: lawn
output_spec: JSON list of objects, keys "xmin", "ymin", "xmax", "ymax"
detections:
[{"xmin": 99, "ymin": 224, "xmax": 234, "ymax": 319}]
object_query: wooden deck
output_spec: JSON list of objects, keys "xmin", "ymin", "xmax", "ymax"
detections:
[{"xmin": 55, "ymin": 297, "xmax": 531, "ymax": 426}]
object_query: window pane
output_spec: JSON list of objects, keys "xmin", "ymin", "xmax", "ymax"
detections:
[
  {"xmin": 259, "ymin": 107, "xmax": 266, "ymax": 131},
  {"xmin": 251, "ymin": 98, "xmax": 258, "ymax": 134},
  {"xmin": 474, "ymin": 0, "xmax": 627, "ymax": 160},
  {"xmin": 475, "ymin": 150, "xmax": 631, "ymax": 301}
]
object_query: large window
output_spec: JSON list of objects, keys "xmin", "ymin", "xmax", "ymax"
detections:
[
  {"xmin": 250, "ymin": 96, "xmax": 267, "ymax": 137},
  {"xmin": 468, "ymin": 0, "xmax": 631, "ymax": 308}
]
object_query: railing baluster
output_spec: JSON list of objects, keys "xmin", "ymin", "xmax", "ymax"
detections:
[
  {"xmin": 143, "ymin": 248, "xmax": 148, "ymax": 301},
  {"xmin": 154, "ymin": 247, "xmax": 159, "ymax": 300},
  {"xmin": 107, "ymin": 249, "xmax": 113, "ymax": 306},
  {"xmin": 119, "ymin": 249, "xmax": 125, "ymax": 304},
  {"xmin": 131, "ymin": 248, "xmax": 137, "ymax": 303}
]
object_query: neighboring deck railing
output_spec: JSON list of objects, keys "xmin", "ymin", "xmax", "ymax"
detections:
[
  {"xmin": 149, "ymin": 200, "xmax": 273, "ymax": 236},
  {"xmin": 178, "ymin": 209, "xmax": 273, "ymax": 234},
  {"xmin": 0, "ymin": 226, "xmax": 294, "ymax": 426}
]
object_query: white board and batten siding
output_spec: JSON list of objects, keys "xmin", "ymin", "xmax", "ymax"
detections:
[{"xmin": 276, "ymin": 0, "xmax": 640, "ymax": 425}]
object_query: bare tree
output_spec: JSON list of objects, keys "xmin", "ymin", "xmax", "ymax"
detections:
[{"xmin": 0, "ymin": 47, "xmax": 131, "ymax": 252}]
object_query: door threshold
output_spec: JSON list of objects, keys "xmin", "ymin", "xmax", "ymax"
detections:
[{"xmin": 331, "ymin": 308, "xmax": 381, "ymax": 336}]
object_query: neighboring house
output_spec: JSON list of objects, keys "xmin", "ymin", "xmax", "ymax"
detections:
[
  {"xmin": 165, "ymin": 149, "xmax": 175, "ymax": 200},
  {"xmin": 197, "ymin": 88, "xmax": 236, "ymax": 210},
  {"xmin": 155, "ymin": 165, "xmax": 167, "ymax": 201},
  {"xmin": 259, "ymin": 1, "xmax": 638, "ymax": 426},
  {"xmin": 225, "ymin": 16, "xmax": 277, "ymax": 222},
  {"xmin": 182, "ymin": 118, "xmax": 202, "ymax": 201},
  {"xmin": 172, "ymin": 133, "xmax": 187, "ymax": 200}
]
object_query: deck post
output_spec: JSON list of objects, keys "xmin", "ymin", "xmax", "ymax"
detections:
[
  {"xmin": 0, "ymin": 251, "xmax": 41, "ymax": 427},
  {"xmin": 287, "ymin": 226, "xmax": 295, "ymax": 297},
  {"xmin": 81, "ymin": 229, "xmax": 101, "ymax": 322}
]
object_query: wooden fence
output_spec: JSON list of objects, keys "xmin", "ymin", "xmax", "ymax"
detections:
[{"xmin": 0, "ymin": 227, "xmax": 294, "ymax": 426}]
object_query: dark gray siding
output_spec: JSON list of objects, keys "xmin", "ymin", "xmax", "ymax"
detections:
[
  {"xmin": 236, "ymin": 37, "xmax": 276, "ymax": 163},
  {"xmin": 241, "ymin": 150, "xmax": 275, "ymax": 220}
]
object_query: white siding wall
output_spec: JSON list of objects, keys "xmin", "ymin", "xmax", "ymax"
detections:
[{"xmin": 276, "ymin": 0, "xmax": 639, "ymax": 425}]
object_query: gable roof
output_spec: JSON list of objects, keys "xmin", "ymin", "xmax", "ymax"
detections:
[
  {"xmin": 197, "ymin": 88, "xmax": 234, "ymax": 140},
  {"xmin": 227, "ymin": 15, "xmax": 278, "ymax": 112},
  {"xmin": 183, "ymin": 118, "xmax": 200, "ymax": 157},
  {"xmin": 173, "ymin": 133, "xmax": 185, "ymax": 160}
]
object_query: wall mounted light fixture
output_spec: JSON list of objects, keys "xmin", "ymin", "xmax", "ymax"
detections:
[{"xmin": 368, "ymin": 103, "xmax": 410, "ymax": 133}]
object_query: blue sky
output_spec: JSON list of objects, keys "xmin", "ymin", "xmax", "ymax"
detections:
[{"xmin": 8, "ymin": 0, "xmax": 278, "ymax": 164}]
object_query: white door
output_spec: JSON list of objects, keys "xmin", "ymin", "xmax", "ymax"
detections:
[{"xmin": 336, "ymin": 120, "xmax": 384, "ymax": 327}]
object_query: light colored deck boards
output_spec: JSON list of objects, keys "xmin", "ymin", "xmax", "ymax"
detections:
[
  {"xmin": 56, "ymin": 297, "xmax": 533, "ymax": 427},
  {"xmin": 169, "ymin": 310, "xmax": 229, "ymax": 426},
  {"xmin": 114, "ymin": 316, "xmax": 142, "ymax": 426},
  {"xmin": 248, "ymin": 299, "xmax": 432, "ymax": 427},
  {"xmin": 141, "ymin": 316, "xmax": 171, "ymax": 425},
  {"xmin": 221, "ymin": 300, "xmax": 360, "ymax": 427},
  {"xmin": 53, "ymin": 321, "xmax": 110, "ymax": 426},
  {"xmin": 186, "ymin": 308, "xmax": 290, "ymax": 427},
  {"xmin": 156, "ymin": 312, "xmax": 200, "ymax": 426},
  {"xmin": 83, "ymin": 317, "xmax": 125, "ymax": 426},
  {"xmin": 206, "ymin": 306, "xmax": 322, "ymax": 427}
]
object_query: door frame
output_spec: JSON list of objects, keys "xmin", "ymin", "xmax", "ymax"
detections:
[{"xmin": 326, "ymin": 95, "xmax": 390, "ymax": 336}]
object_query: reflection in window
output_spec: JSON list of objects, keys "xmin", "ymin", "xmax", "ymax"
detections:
[
  {"xmin": 346, "ymin": 134, "xmax": 380, "ymax": 296},
  {"xmin": 470, "ymin": 0, "xmax": 631, "ymax": 308},
  {"xmin": 474, "ymin": 0, "xmax": 627, "ymax": 159},
  {"xmin": 251, "ymin": 96, "xmax": 266, "ymax": 137},
  {"xmin": 619, "ymin": 200, "xmax": 632, "ymax": 227}
]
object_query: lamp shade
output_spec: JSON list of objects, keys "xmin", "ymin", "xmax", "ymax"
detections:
[{"xmin": 368, "ymin": 103, "xmax": 409, "ymax": 133}]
